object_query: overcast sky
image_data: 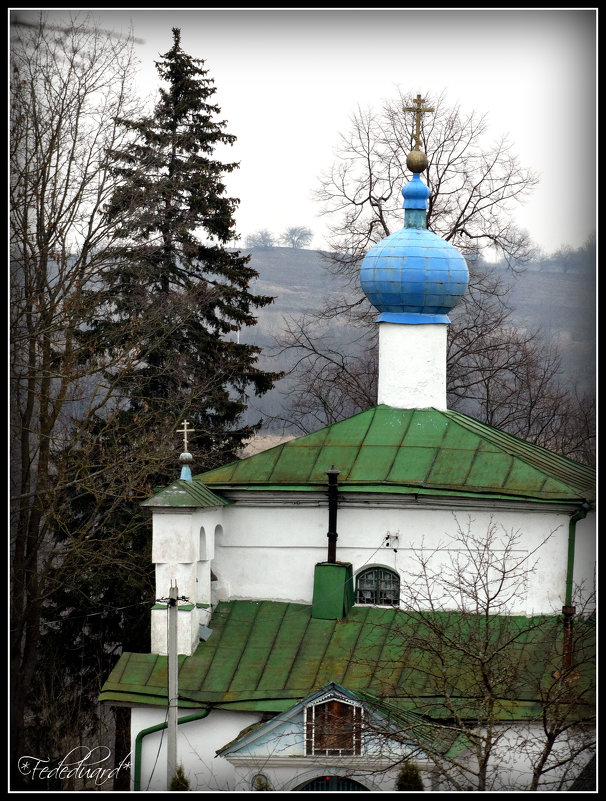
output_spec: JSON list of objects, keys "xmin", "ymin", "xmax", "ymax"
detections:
[{"xmin": 20, "ymin": 8, "xmax": 597, "ymax": 255}]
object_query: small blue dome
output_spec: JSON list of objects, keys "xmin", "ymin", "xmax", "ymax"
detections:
[
  {"xmin": 360, "ymin": 174, "xmax": 468, "ymax": 324},
  {"xmin": 401, "ymin": 173, "xmax": 431, "ymax": 209}
]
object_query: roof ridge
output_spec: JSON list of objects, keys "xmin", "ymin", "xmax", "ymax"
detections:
[{"xmin": 443, "ymin": 409, "xmax": 595, "ymax": 487}]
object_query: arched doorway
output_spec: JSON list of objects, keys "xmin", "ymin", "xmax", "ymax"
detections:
[{"xmin": 298, "ymin": 776, "xmax": 369, "ymax": 791}]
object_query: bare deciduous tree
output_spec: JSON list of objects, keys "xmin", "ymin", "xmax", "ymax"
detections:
[
  {"xmin": 11, "ymin": 17, "xmax": 279, "ymax": 786},
  {"xmin": 446, "ymin": 261, "xmax": 596, "ymax": 464},
  {"xmin": 354, "ymin": 519, "xmax": 595, "ymax": 791},
  {"xmin": 279, "ymin": 226, "xmax": 313, "ymax": 248},
  {"xmin": 271, "ymin": 256, "xmax": 595, "ymax": 463},
  {"xmin": 246, "ymin": 229, "xmax": 276, "ymax": 248},
  {"xmin": 10, "ymin": 12, "xmax": 146, "ymax": 782},
  {"xmin": 272, "ymin": 309, "xmax": 377, "ymax": 435},
  {"xmin": 317, "ymin": 90, "xmax": 539, "ymax": 277}
]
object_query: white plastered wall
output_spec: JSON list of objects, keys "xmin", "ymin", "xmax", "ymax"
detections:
[
  {"xmin": 151, "ymin": 507, "xmax": 224, "ymax": 654},
  {"xmin": 570, "ymin": 511, "xmax": 596, "ymax": 610},
  {"xmin": 148, "ymin": 500, "xmax": 595, "ymax": 649},
  {"xmin": 131, "ymin": 706, "xmax": 406, "ymax": 792},
  {"xmin": 377, "ymin": 322, "xmax": 448, "ymax": 409},
  {"xmin": 205, "ymin": 501, "xmax": 594, "ymax": 616},
  {"xmin": 131, "ymin": 706, "xmax": 260, "ymax": 791}
]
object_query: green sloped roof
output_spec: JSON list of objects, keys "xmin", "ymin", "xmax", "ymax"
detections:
[
  {"xmin": 141, "ymin": 478, "xmax": 229, "ymax": 508},
  {"xmin": 195, "ymin": 406, "xmax": 594, "ymax": 504},
  {"xmin": 99, "ymin": 600, "xmax": 594, "ymax": 719}
]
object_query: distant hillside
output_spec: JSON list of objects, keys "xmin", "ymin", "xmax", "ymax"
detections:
[
  {"xmin": 238, "ymin": 246, "xmax": 596, "ymax": 432},
  {"xmin": 239, "ymin": 247, "xmax": 337, "ymax": 346},
  {"xmin": 503, "ymin": 266, "xmax": 595, "ymax": 382},
  {"xmin": 507, "ymin": 269, "xmax": 594, "ymax": 338}
]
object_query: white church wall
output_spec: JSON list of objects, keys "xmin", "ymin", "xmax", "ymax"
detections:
[
  {"xmin": 435, "ymin": 722, "xmax": 595, "ymax": 792},
  {"xmin": 151, "ymin": 605, "xmax": 200, "ymax": 655},
  {"xmin": 132, "ymin": 703, "xmax": 593, "ymax": 792},
  {"xmin": 207, "ymin": 502, "xmax": 591, "ymax": 616},
  {"xmin": 131, "ymin": 706, "xmax": 261, "ymax": 791},
  {"xmin": 191, "ymin": 508, "xmax": 220, "ymax": 561},
  {"xmin": 148, "ymin": 500, "xmax": 594, "ymax": 651},
  {"xmin": 151, "ymin": 509, "xmax": 225, "ymax": 653},
  {"xmin": 151, "ymin": 509, "xmax": 196, "ymax": 563},
  {"xmin": 152, "ymin": 509, "xmax": 222, "ymax": 597},
  {"xmin": 340, "ymin": 505, "xmax": 573, "ymax": 616},
  {"xmin": 209, "ymin": 504, "xmax": 328, "ymax": 604},
  {"xmin": 155, "ymin": 562, "xmax": 197, "ymax": 602}
]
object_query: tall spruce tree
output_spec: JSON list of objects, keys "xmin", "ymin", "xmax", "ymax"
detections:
[
  {"xmin": 31, "ymin": 30, "xmax": 279, "ymax": 781},
  {"xmin": 90, "ymin": 27, "xmax": 277, "ymax": 470}
]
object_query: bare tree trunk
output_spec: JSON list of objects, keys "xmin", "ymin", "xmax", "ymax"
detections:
[{"xmin": 10, "ymin": 12, "xmax": 141, "ymax": 780}]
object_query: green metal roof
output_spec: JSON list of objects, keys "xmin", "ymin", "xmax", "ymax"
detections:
[
  {"xmin": 141, "ymin": 478, "xmax": 229, "ymax": 509},
  {"xmin": 100, "ymin": 599, "xmax": 594, "ymax": 719},
  {"xmin": 194, "ymin": 406, "xmax": 594, "ymax": 504}
]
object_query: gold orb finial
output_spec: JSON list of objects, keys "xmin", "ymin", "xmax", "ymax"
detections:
[{"xmin": 406, "ymin": 150, "xmax": 428, "ymax": 174}]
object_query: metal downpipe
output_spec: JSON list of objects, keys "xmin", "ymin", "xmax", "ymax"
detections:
[
  {"xmin": 565, "ymin": 503, "xmax": 590, "ymax": 608},
  {"xmin": 133, "ymin": 709, "xmax": 211, "ymax": 791},
  {"xmin": 562, "ymin": 502, "xmax": 591, "ymax": 671}
]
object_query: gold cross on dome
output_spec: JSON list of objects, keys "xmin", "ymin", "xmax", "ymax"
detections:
[
  {"xmin": 177, "ymin": 420, "xmax": 195, "ymax": 452},
  {"xmin": 402, "ymin": 94, "xmax": 434, "ymax": 150}
]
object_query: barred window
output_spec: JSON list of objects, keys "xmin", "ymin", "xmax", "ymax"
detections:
[
  {"xmin": 355, "ymin": 567, "xmax": 400, "ymax": 606},
  {"xmin": 305, "ymin": 699, "xmax": 362, "ymax": 756}
]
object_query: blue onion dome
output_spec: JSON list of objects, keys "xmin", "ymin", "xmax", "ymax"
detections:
[{"xmin": 360, "ymin": 172, "xmax": 469, "ymax": 324}]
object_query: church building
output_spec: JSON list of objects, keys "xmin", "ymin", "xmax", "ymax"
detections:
[{"xmin": 100, "ymin": 98, "xmax": 595, "ymax": 792}]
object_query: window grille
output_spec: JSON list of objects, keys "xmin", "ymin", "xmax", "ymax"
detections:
[
  {"xmin": 305, "ymin": 699, "xmax": 362, "ymax": 756},
  {"xmin": 355, "ymin": 567, "xmax": 400, "ymax": 605}
]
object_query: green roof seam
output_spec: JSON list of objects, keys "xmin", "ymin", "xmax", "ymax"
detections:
[
  {"xmin": 224, "ymin": 604, "xmax": 259, "ymax": 693},
  {"xmin": 448, "ymin": 410, "xmax": 592, "ymax": 486},
  {"xmin": 309, "ymin": 620, "xmax": 339, "ymax": 690},
  {"xmin": 258, "ymin": 603, "xmax": 289, "ymax": 688},
  {"xmin": 338, "ymin": 613, "xmax": 368, "ymax": 688},
  {"xmin": 301, "ymin": 426, "xmax": 330, "ymax": 483},
  {"xmin": 346, "ymin": 407, "xmax": 382, "ymax": 479},
  {"xmin": 384, "ymin": 411, "xmax": 413, "ymax": 484},
  {"xmin": 283, "ymin": 615, "xmax": 334, "ymax": 692}
]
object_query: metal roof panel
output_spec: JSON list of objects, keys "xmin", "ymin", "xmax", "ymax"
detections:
[
  {"xmin": 403, "ymin": 410, "xmax": 449, "ymax": 447},
  {"xmin": 349, "ymin": 445, "xmax": 400, "ymax": 482},
  {"xmin": 364, "ymin": 408, "xmax": 412, "ymax": 446},
  {"xmin": 272, "ymin": 444, "xmax": 321, "ymax": 482},
  {"xmin": 426, "ymin": 446, "xmax": 475, "ymax": 485},
  {"xmin": 387, "ymin": 445, "xmax": 437, "ymax": 484}
]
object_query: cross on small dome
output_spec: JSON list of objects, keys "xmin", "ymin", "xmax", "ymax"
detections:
[{"xmin": 177, "ymin": 420, "xmax": 196, "ymax": 481}]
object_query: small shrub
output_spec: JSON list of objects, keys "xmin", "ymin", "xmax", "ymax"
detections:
[
  {"xmin": 252, "ymin": 773, "xmax": 271, "ymax": 790},
  {"xmin": 169, "ymin": 764, "xmax": 190, "ymax": 790},
  {"xmin": 396, "ymin": 762, "xmax": 424, "ymax": 791}
]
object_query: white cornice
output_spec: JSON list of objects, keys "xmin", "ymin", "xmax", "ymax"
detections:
[{"xmin": 224, "ymin": 754, "xmax": 397, "ymax": 770}]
